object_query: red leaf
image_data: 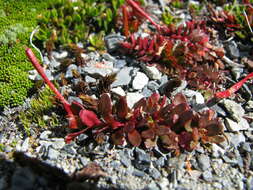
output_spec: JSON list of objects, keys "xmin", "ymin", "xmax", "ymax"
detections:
[
  {"xmin": 179, "ymin": 131, "xmax": 193, "ymax": 151},
  {"xmin": 172, "ymin": 93, "xmax": 188, "ymax": 106},
  {"xmin": 155, "ymin": 125, "xmax": 172, "ymax": 136},
  {"xmin": 70, "ymin": 101, "xmax": 85, "ymax": 115},
  {"xmin": 128, "ymin": 129, "xmax": 142, "ymax": 147},
  {"xmin": 79, "ymin": 109, "xmax": 101, "ymax": 128}
]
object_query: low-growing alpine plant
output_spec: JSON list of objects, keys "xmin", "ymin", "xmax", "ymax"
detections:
[{"xmin": 25, "ymin": 47, "xmax": 253, "ymax": 155}]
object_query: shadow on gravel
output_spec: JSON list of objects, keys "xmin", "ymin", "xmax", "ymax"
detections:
[{"xmin": 0, "ymin": 152, "xmax": 122, "ymax": 190}]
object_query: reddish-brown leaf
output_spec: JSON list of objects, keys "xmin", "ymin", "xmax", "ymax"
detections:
[
  {"xmin": 98, "ymin": 93, "xmax": 112, "ymax": 118},
  {"xmin": 172, "ymin": 93, "xmax": 188, "ymax": 106},
  {"xmin": 79, "ymin": 109, "xmax": 101, "ymax": 128},
  {"xmin": 111, "ymin": 129, "xmax": 125, "ymax": 145},
  {"xmin": 144, "ymin": 138, "xmax": 157, "ymax": 149},
  {"xmin": 205, "ymin": 122, "xmax": 223, "ymax": 136},
  {"xmin": 128, "ymin": 129, "xmax": 142, "ymax": 147},
  {"xmin": 141, "ymin": 128, "xmax": 155, "ymax": 139},
  {"xmin": 70, "ymin": 101, "xmax": 85, "ymax": 115},
  {"xmin": 155, "ymin": 125, "xmax": 172, "ymax": 136},
  {"xmin": 115, "ymin": 96, "xmax": 129, "ymax": 119}
]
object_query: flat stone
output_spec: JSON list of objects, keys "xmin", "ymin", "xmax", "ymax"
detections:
[
  {"xmin": 225, "ymin": 118, "xmax": 250, "ymax": 132},
  {"xmin": 142, "ymin": 86, "xmax": 153, "ymax": 97},
  {"xmin": 126, "ymin": 92, "xmax": 144, "ymax": 109},
  {"xmin": 147, "ymin": 81, "xmax": 160, "ymax": 91},
  {"xmin": 148, "ymin": 167, "xmax": 161, "ymax": 179},
  {"xmin": 21, "ymin": 138, "xmax": 29, "ymax": 152},
  {"xmin": 85, "ymin": 75, "xmax": 96, "ymax": 83},
  {"xmin": 65, "ymin": 64, "xmax": 78, "ymax": 78},
  {"xmin": 104, "ymin": 34, "xmax": 126, "ymax": 53},
  {"xmin": 40, "ymin": 131, "xmax": 52, "ymax": 140},
  {"xmin": 227, "ymin": 133, "xmax": 246, "ymax": 147},
  {"xmin": 141, "ymin": 64, "xmax": 162, "ymax": 80},
  {"xmin": 221, "ymin": 99, "xmax": 245, "ymax": 122},
  {"xmin": 47, "ymin": 147, "xmax": 60, "ymax": 160},
  {"xmin": 51, "ymin": 138, "xmax": 65, "ymax": 150},
  {"xmin": 82, "ymin": 60, "xmax": 116, "ymax": 77},
  {"xmin": 102, "ymin": 53, "xmax": 116, "ymax": 63},
  {"xmin": 52, "ymin": 51, "xmax": 68, "ymax": 59},
  {"xmin": 114, "ymin": 59, "xmax": 127, "ymax": 68},
  {"xmin": 111, "ymin": 87, "xmax": 126, "ymax": 96},
  {"xmin": 226, "ymin": 41, "xmax": 240, "ymax": 58},
  {"xmin": 212, "ymin": 144, "xmax": 226, "ymax": 157},
  {"xmin": 112, "ymin": 67, "xmax": 133, "ymax": 87},
  {"xmin": 197, "ymin": 154, "xmax": 211, "ymax": 171},
  {"xmin": 202, "ymin": 170, "xmax": 213, "ymax": 182},
  {"xmin": 132, "ymin": 72, "xmax": 149, "ymax": 90}
]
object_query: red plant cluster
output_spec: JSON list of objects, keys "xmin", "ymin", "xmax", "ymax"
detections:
[
  {"xmin": 26, "ymin": 39, "xmax": 253, "ymax": 154},
  {"xmin": 66, "ymin": 92, "xmax": 225, "ymax": 155},
  {"xmin": 120, "ymin": 0, "xmax": 226, "ymax": 91}
]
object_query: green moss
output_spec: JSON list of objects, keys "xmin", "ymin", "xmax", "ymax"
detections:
[
  {"xmin": 19, "ymin": 86, "xmax": 59, "ymax": 135},
  {"xmin": 0, "ymin": 0, "xmax": 57, "ymax": 108}
]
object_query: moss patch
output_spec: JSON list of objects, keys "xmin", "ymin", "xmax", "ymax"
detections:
[{"xmin": 0, "ymin": 0, "xmax": 57, "ymax": 108}]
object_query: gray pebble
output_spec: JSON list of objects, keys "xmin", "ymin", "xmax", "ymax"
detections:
[
  {"xmin": 147, "ymin": 81, "xmax": 160, "ymax": 91},
  {"xmin": 202, "ymin": 170, "xmax": 213, "ymax": 182},
  {"xmin": 148, "ymin": 167, "xmax": 161, "ymax": 179},
  {"xmin": 112, "ymin": 67, "xmax": 133, "ymax": 87},
  {"xmin": 197, "ymin": 154, "xmax": 211, "ymax": 171}
]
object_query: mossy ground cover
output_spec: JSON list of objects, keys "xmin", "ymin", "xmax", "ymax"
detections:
[{"xmin": 0, "ymin": 0, "xmax": 57, "ymax": 108}]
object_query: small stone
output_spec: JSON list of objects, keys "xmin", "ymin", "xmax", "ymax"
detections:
[
  {"xmin": 104, "ymin": 34, "xmax": 126, "ymax": 53},
  {"xmin": 141, "ymin": 64, "xmax": 162, "ymax": 80},
  {"xmin": 51, "ymin": 138, "xmax": 65, "ymax": 150},
  {"xmin": 40, "ymin": 131, "xmax": 52, "ymax": 140},
  {"xmin": 63, "ymin": 144, "xmax": 77, "ymax": 155},
  {"xmin": 149, "ymin": 167, "xmax": 161, "ymax": 179},
  {"xmin": 67, "ymin": 96, "xmax": 82, "ymax": 104},
  {"xmin": 112, "ymin": 67, "xmax": 133, "ymax": 87},
  {"xmin": 21, "ymin": 138, "xmax": 29, "ymax": 152},
  {"xmin": 221, "ymin": 99, "xmax": 245, "ymax": 122},
  {"xmin": 119, "ymin": 150, "xmax": 132, "ymax": 167},
  {"xmin": 47, "ymin": 147, "xmax": 60, "ymax": 160},
  {"xmin": 35, "ymin": 69, "xmax": 54, "ymax": 81},
  {"xmin": 228, "ymin": 133, "xmax": 246, "ymax": 148},
  {"xmin": 142, "ymin": 86, "xmax": 153, "ymax": 97},
  {"xmin": 226, "ymin": 41, "xmax": 240, "ymax": 58},
  {"xmin": 210, "ymin": 104, "xmax": 227, "ymax": 117},
  {"xmin": 202, "ymin": 170, "xmax": 213, "ymax": 182},
  {"xmin": 102, "ymin": 53, "xmax": 116, "ymax": 63},
  {"xmin": 225, "ymin": 118, "xmax": 250, "ymax": 132},
  {"xmin": 111, "ymin": 87, "xmax": 126, "ymax": 96},
  {"xmin": 85, "ymin": 75, "xmax": 96, "ymax": 83},
  {"xmin": 197, "ymin": 154, "xmax": 211, "ymax": 171},
  {"xmin": 114, "ymin": 59, "xmax": 127, "ymax": 68},
  {"xmin": 126, "ymin": 92, "xmax": 144, "ymax": 109},
  {"xmin": 160, "ymin": 75, "xmax": 168, "ymax": 86},
  {"xmin": 79, "ymin": 157, "xmax": 89, "ymax": 166},
  {"xmin": 52, "ymin": 51, "xmax": 68, "ymax": 59},
  {"xmin": 132, "ymin": 169, "xmax": 146, "ymax": 177},
  {"xmin": 147, "ymin": 81, "xmax": 160, "ymax": 91},
  {"xmin": 82, "ymin": 61, "xmax": 115, "ymax": 77},
  {"xmin": 65, "ymin": 64, "xmax": 78, "ymax": 78},
  {"xmin": 212, "ymin": 144, "xmax": 226, "ymax": 157},
  {"xmin": 76, "ymin": 134, "xmax": 89, "ymax": 144},
  {"xmin": 240, "ymin": 142, "xmax": 251, "ymax": 152},
  {"xmin": 231, "ymin": 67, "xmax": 244, "ymax": 80},
  {"xmin": 153, "ymin": 157, "xmax": 165, "ymax": 168},
  {"xmin": 132, "ymin": 72, "xmax": 149, "ymax": 90},
  {"xmin": 134, "ymin": 147, "xmax": 151, "ymax": 171},
  {"xmin": 145, "ymin": 182, "xmax": 160, "ymax": 190}
]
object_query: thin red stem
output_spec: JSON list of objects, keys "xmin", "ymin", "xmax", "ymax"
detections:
[
  {"xmin": 215, "ymin": 72, "xmax": 253, "ymax": 99},
  {"xmin": 126, "ymin": 0, "xmax": 161, "ymax": 30},
  {"xmin": 25, "ymin": 48, "xmax": 78, "ymax": 129},
  {"xmin": 122, "ymin": 5, "xmax": 130, "ymax": 37}
]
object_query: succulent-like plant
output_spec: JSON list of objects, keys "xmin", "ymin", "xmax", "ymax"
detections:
[
  {"xmin": 36, "ymin": 0, "xmax": 125, "ymax": 51},
  {"xmin": 25, "ymin": 47, "xmax": 253, "ymax": 155}
]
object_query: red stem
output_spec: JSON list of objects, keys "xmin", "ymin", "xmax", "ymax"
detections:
[
  {"xmin": 126, "ymin": 0, "xmax": 161, "ymax": 30},
  {"xmin": 122, "ymin": 5, "xmax": 130, "ymax": 37},
  {"xmin": 215, "ymin": 72, "xmax": 253, "ymax": 99},
  {"xmin": 25, "ymin": 48, "xmax": 78, "ymax": 129}
]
